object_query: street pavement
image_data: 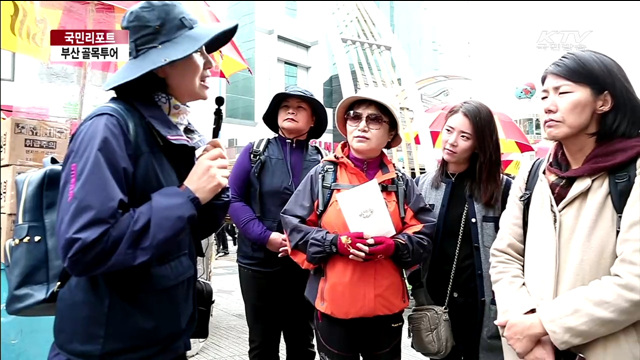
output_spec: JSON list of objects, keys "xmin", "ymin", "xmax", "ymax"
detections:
[{"xmin": 192, "ymin": 245, "xmax": 428, "ymax": 360}]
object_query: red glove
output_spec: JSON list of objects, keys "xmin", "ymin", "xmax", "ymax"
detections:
[
  {"xmin": 336, "ymin": 232, "xmax": 369, "ymax": 257},
  {"xmin": 366, "ymin": 236, "xmax": 396, "ymax": 259}
]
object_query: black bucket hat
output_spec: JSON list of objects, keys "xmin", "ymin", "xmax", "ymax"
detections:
[
  {"xmin": 262, "ymin": 85, "xmax": 328, "ymax": 140},
  {"xmin": 103, "ymin": 1, "xmax": 239, "ymax": 90}
]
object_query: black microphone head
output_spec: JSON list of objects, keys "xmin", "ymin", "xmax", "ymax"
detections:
[{"xmin": 215, "ymin": 96, "xmax": 225, "ymax": 107}]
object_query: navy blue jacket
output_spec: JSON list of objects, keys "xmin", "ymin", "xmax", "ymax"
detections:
[
  {"xmin": 49, "ymin": 97, "xmax": 228, "ymax": 359},
  {"xmin": 231, "ymin": 137, "xmax": 323, "ymax": 271}
]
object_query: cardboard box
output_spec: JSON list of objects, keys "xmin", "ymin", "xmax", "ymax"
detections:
[
  {"xmin": 1, "ymin": 117, "xmax": 70, "ymax": 166},
  {"xmin": 1, "ymin": 213, "xmax": 16, "ymax": 264},
  {"xmin": 1, "ymin": 165, "xmax": 41, "ymax": 214}
]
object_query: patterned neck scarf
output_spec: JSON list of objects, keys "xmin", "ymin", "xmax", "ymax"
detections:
[
  {"xmin": 544, "ymin": 147, "xmax": 575, "ymax": 206},
  {"xmin": 155, "ymin": 93, "xmax": 190, "ymax": 130},
  {"xmin": 154, "ymin": 93, "xmax": 207, "ymax": 148}
]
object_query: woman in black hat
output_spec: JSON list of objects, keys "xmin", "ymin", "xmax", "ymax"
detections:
[
  {"xmin": 228, "ymin": 85, "xmax": 328, "ymax": 360},
  {"xmin": 49, "ymin": 2, "xmax": 238, "ymax": 359}
]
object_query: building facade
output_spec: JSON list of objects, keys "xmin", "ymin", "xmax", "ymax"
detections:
[
  {"xmin": 213, "ymin": 1, "xmax": 446, "ymax": 161},
  {"xmin": 207, "ymin": 1, "xmax": 336, "ymax": 158}
]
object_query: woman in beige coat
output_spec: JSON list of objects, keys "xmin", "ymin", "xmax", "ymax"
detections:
[{"xmin": 489, "ymin": 50, "xmax": 640, "ymax": 360}]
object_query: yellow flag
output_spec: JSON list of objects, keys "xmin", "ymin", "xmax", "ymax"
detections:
[{"xmin": 1, "ymin": 1, "xmax": 65, "ymax": 62}]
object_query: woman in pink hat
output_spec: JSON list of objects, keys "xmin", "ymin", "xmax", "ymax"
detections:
[{"xmin": 281, "ymin": 88, "xmax": 436, "ymax": 360}]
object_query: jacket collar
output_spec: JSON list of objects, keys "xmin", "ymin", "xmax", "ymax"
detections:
[
  {"xmin": 128, "ymin": 97, "xmax": 199, "ymax": 147},
  {"xmin": 276, "ymin": 134, "xmax": 310, "ymax": 149},
  {"xmin": 330, "ymin": 141, "xmax": 396, "ymax": 182}
]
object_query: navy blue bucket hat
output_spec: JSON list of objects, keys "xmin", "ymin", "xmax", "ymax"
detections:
[
  {"xmin": 262, "ymin": 86, "xmax": 328, "ymax": 140},
  {"xmin": 103, "ymin": 1, "xmax": 238, "ymax": 90}
]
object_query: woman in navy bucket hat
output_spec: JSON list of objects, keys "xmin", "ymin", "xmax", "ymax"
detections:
[
  {"xmin": 49, "ymin": 2, "xmax": 237, "ymax": 359},
  {"xmin": 228, "ymin": 85, "xmax": 328, "ymax": 360},
  {"xmin": 261, "ymin": 86, "xmax": 329, "ymax": 140}
]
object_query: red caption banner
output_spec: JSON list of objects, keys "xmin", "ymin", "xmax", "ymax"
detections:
[
  {"xmin": 49, "ymin": 30, "xmax": 129, "ymax": 62},
  {"xmin": 50, "ymin": 30, "xmax": 129, "ymax": 46}
]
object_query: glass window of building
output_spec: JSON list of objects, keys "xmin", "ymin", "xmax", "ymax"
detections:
[
  {"xmin": 285, "ymin": 1, "xmax": 297, "ymax": 18},
  {"xmin": 225, "ymin": 1, "xmax": 255, "ymax": 122},
  {"xmin": 285, "ymin": 62, "xmax": 298, "ymax": 87}
]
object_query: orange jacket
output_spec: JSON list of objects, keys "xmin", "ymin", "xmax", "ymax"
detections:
[{"xmin": 281, "ymin": 142, "xmax": 437, "ymax": 319}]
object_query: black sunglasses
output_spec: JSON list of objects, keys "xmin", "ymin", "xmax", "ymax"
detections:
[{"xmin": 345, "ymin": 110, "xmax": 389, "ymax": 130}]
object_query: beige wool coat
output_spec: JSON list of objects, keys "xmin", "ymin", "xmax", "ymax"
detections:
[{"xmin": 489, "ymin": 154, "xmax": 640, "ymax": 360}]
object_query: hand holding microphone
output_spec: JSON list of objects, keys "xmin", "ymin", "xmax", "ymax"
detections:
[{"xmin": 184, "ymin": 142, "xmax": 229, "ymax": 204}]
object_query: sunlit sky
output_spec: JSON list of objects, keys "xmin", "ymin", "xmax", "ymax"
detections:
[
  {"xmin": 418, "ymin": 1, "xmax": 640, "ymax": 114},
  {"xmin": 210, "ymin": 1, "xmax": 639, "ymax": 117}
]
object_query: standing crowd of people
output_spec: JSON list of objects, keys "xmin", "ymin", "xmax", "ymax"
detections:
[{"xmin": 46, "ymin": 2, "xmax": 639, "ymax": 360}]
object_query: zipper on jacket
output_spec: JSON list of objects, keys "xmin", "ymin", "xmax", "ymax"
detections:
[
  {"xmin": 405, "ymin": 268, "xmax": 412, "ymax": 339},
  {"xmin": 400, "ymin": 269, "xmax": 408, "ymax": 303},
  {"xmin": 285, "ymin": 139, "xmax": 294, "ymax": 186},
  {"xmin": 401, "ymin": 280, "xmax": 407, "ymax": 303}
]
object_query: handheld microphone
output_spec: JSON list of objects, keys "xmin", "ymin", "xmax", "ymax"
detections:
[{"xmin": 212, "ymin": 96, "xmax": 225, "ymax": 139}]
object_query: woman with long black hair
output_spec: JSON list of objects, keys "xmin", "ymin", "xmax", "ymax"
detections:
[{"xmin": 409, "ymin": 100, "xmax": 510, "ymax": 360}]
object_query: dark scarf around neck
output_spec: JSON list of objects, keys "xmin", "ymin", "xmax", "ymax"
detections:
[{"xmin": 545, "ymin": 137, "xmax": 640, "ymax": 205}]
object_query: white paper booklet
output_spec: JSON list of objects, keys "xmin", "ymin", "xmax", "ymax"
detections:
[{"xmin": 335, "ymin": 179, "xmax": 396, "ymax": 237}]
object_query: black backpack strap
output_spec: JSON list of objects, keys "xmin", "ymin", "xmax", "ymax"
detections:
[
  {"xmin": 519, "ymin": 158, "xmax": 544, "ymax": 246},
  {"xmin": 74, "ymin": 98, "xmax": 140, "ymax": 145},
  {"xmin": 250, "ymin": 137, "xmax": 270, "ymax": 166},
  {"xmin": 317, "ymin": 162, "xmax": 337, "ymax": 225},
  {"xmin": 316, "ymin": 162, "xmax": 407, "ymax": 225},
  {"xmin": 101, "ymin": 100, "xmax": 138, "ymax": 142},
  {"xmin": 609, "ymin": 160, "xmax": 637, "ymax": 237},
  {"xmin": 311, "ymin": 143, "xmax": 327, "ymax": 159},
  {"xmin": 249, "ymin": 137, "xmax": 272, "ymax": 218},
  {"xmin": 501, "ymin": 175, "xmax": 512, "ymax": 214},
  {"xmin": 42, "ymin": 156, "xmax": 62, "ymax": 167},
  {"xmin": 491, "ymin": 176, "xmax": 513, "ymax": 233},
  {"xmin": 395, "ymin": 172, "xmax": 406, "ymax": 219}
]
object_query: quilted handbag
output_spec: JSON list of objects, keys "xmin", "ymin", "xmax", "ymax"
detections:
[
  {"xmin": 408, "ymin": 203, "xmax": 469, "ymax": 359},
  {"xmin": 408, "ymin": 305, "xmax": 454, "ymax": 359}
]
